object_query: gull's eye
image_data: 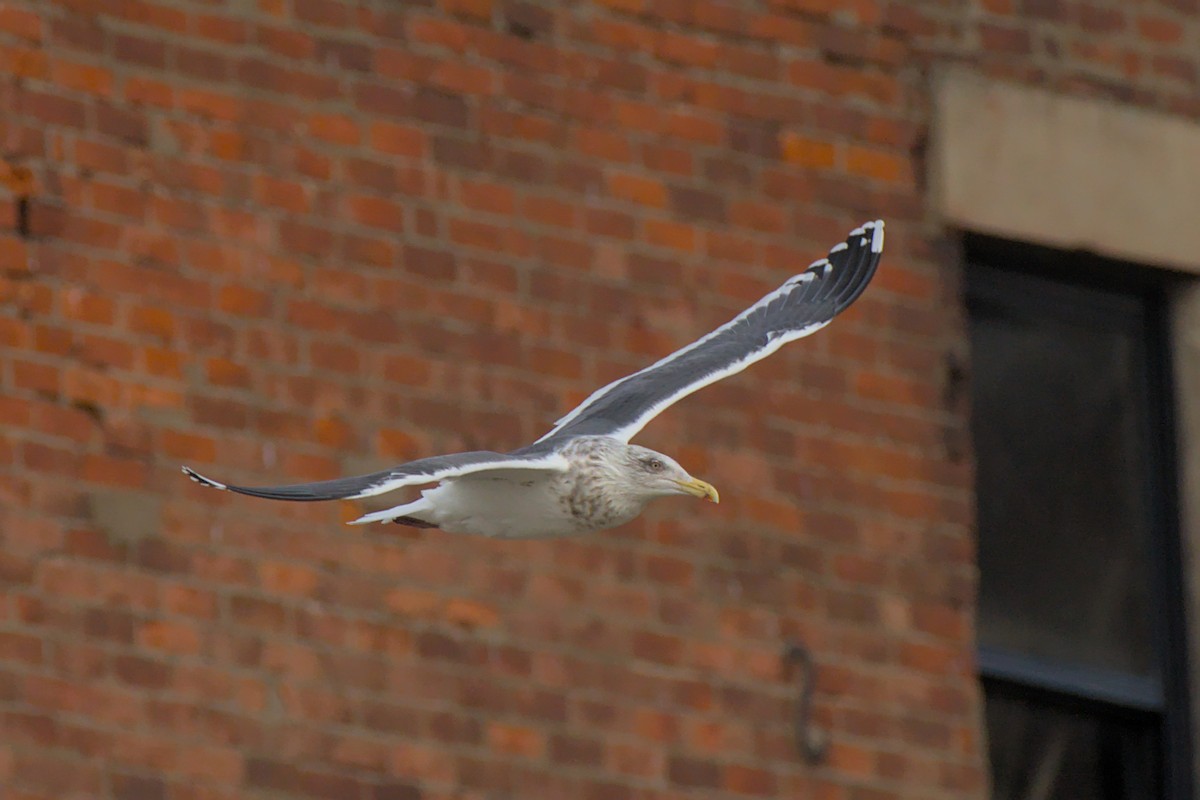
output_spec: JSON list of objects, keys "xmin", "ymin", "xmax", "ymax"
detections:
[{"xmin": 646, "ymin": 458, "xmax": 664, "ymax": 472}]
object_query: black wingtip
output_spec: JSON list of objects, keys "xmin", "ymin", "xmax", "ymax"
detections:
[
  {"xmin": 177, "ymin": 464, "xmax": 404, "ymax": 502},
  {"xmin": 849, "ymin": 219, "xmax": 885, "ymax": 255},
  {"xmin": 182, "ymin": 466, "xmax": 227, "ymax": 490},
  {"xmin": 828, "ymin": 219, "xmax": 885, "ymax": 314}
]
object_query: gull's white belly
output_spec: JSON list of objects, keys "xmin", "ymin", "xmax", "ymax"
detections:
[{"xmin": 423, "ymin": 475, "xmax": 583, "ymax": 539}]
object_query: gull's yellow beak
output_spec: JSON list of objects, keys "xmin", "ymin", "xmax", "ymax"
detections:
[{"xmin": 675, "ymin": 477, "xmax": 720, "ymax": 503}]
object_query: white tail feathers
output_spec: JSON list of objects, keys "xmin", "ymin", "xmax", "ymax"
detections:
[{"xmin": 347, "ymin": 498, "xmax": 433, "ymax": 526}]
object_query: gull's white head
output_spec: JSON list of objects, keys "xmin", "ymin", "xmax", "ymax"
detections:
[{"xmin": 617, "ymin": 444, "xmax": 720, "ymax": 505}]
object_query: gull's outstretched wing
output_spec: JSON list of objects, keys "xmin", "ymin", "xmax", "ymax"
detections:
[
  {"xmin": 535, "ymin": 220, "xmax": 884, "ymax": 445},
  {"xmin": 182, "ymin": 450, "xmax": 569, "ymax": 502}
]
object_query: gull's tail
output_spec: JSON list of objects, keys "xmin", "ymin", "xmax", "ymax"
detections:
[{"xmin": 348, "ymin": 497, "xmax": 436, "ymax": 527}]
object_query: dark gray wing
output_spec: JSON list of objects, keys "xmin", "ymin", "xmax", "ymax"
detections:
[
  {"xmin": 536, "ymin": 220, "xmax": 884, "ymax": 444},
  {"xmin": 182, "ymin": 450, "xmax": 569, "ymax": 502}
]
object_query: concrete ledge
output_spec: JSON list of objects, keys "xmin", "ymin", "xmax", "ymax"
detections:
[{"xmin": 932, "ymin": 68, "xmax": 1200, "ymax": 273}]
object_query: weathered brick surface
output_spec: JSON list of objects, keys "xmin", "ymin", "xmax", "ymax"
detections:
[{"xmin": 1, "ymin": 1, "xmax": 1196, "ymax": 798}]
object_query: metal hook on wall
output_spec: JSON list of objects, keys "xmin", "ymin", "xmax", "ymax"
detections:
[{"xmin": 784, "ymin": 641, "xmax": 828, "ymax": 764}]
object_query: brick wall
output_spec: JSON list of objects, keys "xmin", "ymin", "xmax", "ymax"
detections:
[{"xmin": 0, "ymin": 1, "xmax": 1196, "ymax": 799}]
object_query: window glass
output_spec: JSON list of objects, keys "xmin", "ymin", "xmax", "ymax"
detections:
[
  {"xmin": 966, "ymin": 257, "xmax": 1188, "ymax": 800},
  {"xmin": 970, "ymin": 286, "xmax": 1155, "ymax": 678},
  {"xmin": 986, "ymin": 689, "xmax": 1159, "ymax": 800}
]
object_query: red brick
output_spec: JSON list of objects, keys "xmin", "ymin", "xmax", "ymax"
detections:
[
  {"xmin": 781, "ymin": 131, "xmax": 837, "ymax": 167},
  {"xmin": 606, "ymin": 171, "xmax": 668, "ymax": 207},
  {"xmin": 137, "ymin": 620, "xmax": 202, "ymax": 655},
  {"xmin": 260, "ymin": 561, "xmax": 320, "ymax": 596},
  {"xmin": 256, "ymin": 23, "xmax": 316, "ymax": 58},
  {"xmin": 0, "ymin": 631, "xmax": 44, "ymax": 665},
  {"xmin": 828, "ymin": 742, "xmax": 877, "ymax": 776},
  {"xmin": 12, "ymin": 359, "xmax": 59, "ymax": 395},
  {"xmin": 31, "ymin": 324, "xmax": 71, "ymax": 357},
  {"xmin": 668, "ymin": 755, "xmax": 720, "ymax": 788},
  {"xmin": 116, "ymin": 0, "xmax": 187, "ymax": 32},
  {"xmin": 405, "ymin": 21, "xmax": 471, "ymax": 58},
  {"xmin": 77, "ymin": 334, "xmax": 135, "ymax": 369},
  {"xmin": 0, "ymin": 6, "xmax": 42, "ymax": 41},
  {"xmin": 294, "ymin": 0, "xmax": 352, "ymax": 28},
  {"xmin": 194, "ymin": 12, "xmax": 248, "ymax": 44},
  {"xmin": 81, "ymin": 454, "xmax": 148, "ymax": 488},
  {"xmin": 49, "ymin": 59, "xmax": 110, "ymax": 96},
  {"xmin": 308, "ymin": 112, "xmax": 362, "ymax": 144},
  {"xmin": 2, "ymin": 46, "xmax": 49, "ymax": 78},
  {"xmin": 368, "ymin": 120, "xmax": 428, "ymax": 157},
  {"xmin": 430, "ymin": 60, "xmax": 495, "ymax": 96},
  {"xmin": 1079, "ymin": 5, "xmax": 1125, "ymax": 33},
  {"xmin": 596, "ymin": 0, "xmax": 646, "ymax": 14},
  {"xmin": 845, "ymin": 144, "xmax": 908, "ymax": 183},
  {"xmin": 656, "ymin": 30, "xmax": 719, "ymax": 68},
  {"xmin": 1137, "ymin": 14, "xmax": 1185, "ymax": 43},
  {"xmin": 215, "ymin": 285, "xmax": 265, "ymax": 317},
  {"xmin": 161, "ymin": 429, "xmax": 217, "ymax": 461},
  {"xmin": 175, "ymin": 88, "xmax": 240, "ymax": 122},
  {"xmin": 576, "ymin": 126, "xmax": 635, "ymax": 162},
  {"xmin": 0, "ymin": 162, "xmax": 32, "ymax": 198},
  {"xmin": 641, "ymin": 142, "xmax": 693, "ymax": 175},
  {"xmin": 128, "ymin": 306, "xmax": 176, "ymax": 340},
  {"xmin": 442, "ymin": 0, "xmax": 494, "ymax": 20},
  {"xmin": 161, "ymin": 585, "xmax": 219, "ymax": 620},
  {"xmin": 487, "ymin": 721, "xmax": 544, "ymax": 757},
  {"xmin": 346, "ymin": 194, "xmax": 406, "ymax": 230},
  {"xmin": 442, "ymin": 598, "xmax": 500, "ymax": 629},
  {"xmin": 978, "ymin": 21, "xmax": 1033, "ymax": 53}
]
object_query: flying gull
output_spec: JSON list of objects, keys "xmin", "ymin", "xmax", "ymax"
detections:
[{"xmin": 184, "ymin": 220, "xmax": 884, "ymax": 538}]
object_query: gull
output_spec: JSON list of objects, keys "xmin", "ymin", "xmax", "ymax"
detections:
[{"xmin": 184, "ymin": 220, "xmax": 884, "ymax": 538}]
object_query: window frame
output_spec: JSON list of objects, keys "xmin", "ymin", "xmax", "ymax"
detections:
[{"xmin": 965, "ymin": 235, "xmax": 1193, "ymax": 800}]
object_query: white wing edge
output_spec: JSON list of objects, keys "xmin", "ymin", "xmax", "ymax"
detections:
[
  {"xmin": 599, "ymin": 321, "xmax": 830, "ymax": 443},
  {"xmin": 353, "ymin": 454, "xmax": 572, "ymax": 498},
  {"xmin": 182, "ymin": 452, "xmax": 571, "ymax": 501},
  {"xmin": 535, "ymin": 272, "xmax": 823, "ymax": 445},
  {"xmin": 538, "ymin": 219, "xmax": 883, "ymax": 445}
]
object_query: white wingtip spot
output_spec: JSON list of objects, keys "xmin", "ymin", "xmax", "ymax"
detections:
[
  {"xmin": 790, "ymin": 262, "xmax": 825, "ymax": 283},
  {"xmin": 870, "ymin": 219, "xmax": 885, "ymax": 253},
  {"xmin": 182, "ymin": 466, "xmax": 227, "ymax": 491}
]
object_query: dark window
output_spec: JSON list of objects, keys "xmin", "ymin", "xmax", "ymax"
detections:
[{"xmin": 966, "ymin": 241, "xmax": 1191, "ymax": 800}]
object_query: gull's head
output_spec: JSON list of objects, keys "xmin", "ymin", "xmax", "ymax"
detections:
[{"xmin": 619, "ymin": 444, "xmax": 719, "ymax": 504}]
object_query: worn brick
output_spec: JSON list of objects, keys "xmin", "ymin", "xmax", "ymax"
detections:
[
  {"xmin": 246, "ymin": 758, "xmax": 361, "ymax": 797},
  {"xmin": 411, "ymin": 87, "xmax": 471, "ymax": 128},
  {"xmin": 978, "ymin": 21, "xmax": 1033, "ymax": 53},
  {"xmin": 487, "ymin": 721, "xmax": 545, "ymax": 757},
  {"xmin": 668, "ymin": 755, "xmax": 721, "ymax": 788},
  {"xmin": 606, "ymin": 171, "xmax": 668, "ymax": 207},
  {"xmin": 0, "ymin": 5, "xmax": 42, "ymax": 41},
  {"xmin": 1137, "ymin": 14, "xmax": 1185, "ymax": 43},
  {"xmin": 369, "ymin": 120, "xmax": 428, "ymax": 157},
  {"xmin": 370, "ymin": 781, "xmax": 423, "ymax": 800},
  {"xmin": 845, "ymin": 144, "xmax": 907, "ymax": 183},
  {"xmin": 137, "ymin": 620, "xmax": 201, "ymax": 655}
]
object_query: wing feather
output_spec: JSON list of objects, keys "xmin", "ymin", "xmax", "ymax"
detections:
[
  {"xmin": 536, "ymin": 220, "xmax": 884, "ymax": 444},
  {"xmin": 182, "ymin": 450, "xmax": 569, "ymax": 502},
  {"xmin": 183, "ymin": 220, "xmax": 884, "ymax": 507}
]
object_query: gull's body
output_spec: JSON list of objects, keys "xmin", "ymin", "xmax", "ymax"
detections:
[
  {"xmin": 374, "ymin": 437, "xmax": 701, "ymax": 539},
  {"xmin": 183, "ymin": 221, "xmax": 885, "ymax": 538}
]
